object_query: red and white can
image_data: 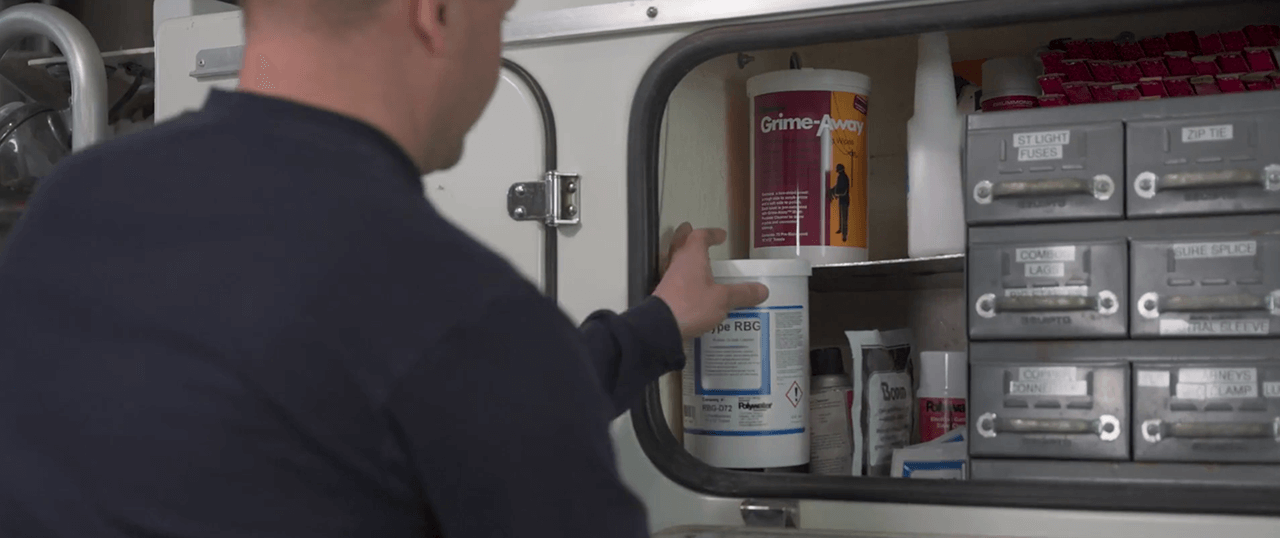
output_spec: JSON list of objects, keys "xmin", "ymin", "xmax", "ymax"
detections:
[{"xmin": 917, "ymin": 351, "xmax": 967, "ymax": 443}]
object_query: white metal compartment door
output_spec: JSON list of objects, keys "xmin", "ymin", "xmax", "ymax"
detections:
[{"xmin": 423, "ymin": 64, "xmax": 548, "ymax": 290}]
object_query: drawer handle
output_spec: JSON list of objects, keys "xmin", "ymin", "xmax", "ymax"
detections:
[
  {"xmin": 1133, "ymin": 164, "xmax": 1280, "ymax": 199},
  {"xmin": 977, "ymin": 413, "xmax": 1122, "ymax": 441},
  {"xmin": 974, "ymin": 175, "xmax": 1114, "ymax": 205},
  {"xmin": 975, "ymin": 291, "xmax": 1119, "ymax": 319},
  {"xmin": 1137, "ymin": 291, "xmax": 1280, "ymax": 320},
  {"xmin": 1141, "ymin": 418, "xmax": 1280, "ymax": 443}
]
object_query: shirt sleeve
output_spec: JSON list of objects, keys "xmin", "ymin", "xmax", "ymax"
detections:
[
  {"xmin": 578, "ymin": 296, "xmax": 686, "ymax": 417},
  {"xmin": 385, "ymin": 285, "xmax": 650, "ymax": 538}
]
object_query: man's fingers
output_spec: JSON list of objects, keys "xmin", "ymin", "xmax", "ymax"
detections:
[
  {"xmin": 723, "ymin": 282, "xmax": 769, "ymax": 310},
  {"xmin": 669, "ymin": 223, "xmax": 694, "ymax": 251},
  {"xmin": 681, "ymin": 227, "xmax": 728, "ymax": 252},
  {"xmin": 704, "ymin": 228, "xmax": 728, "ymax": 247}
]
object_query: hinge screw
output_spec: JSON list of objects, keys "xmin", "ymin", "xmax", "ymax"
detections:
[
  {"xmin": 565, "ymin": 180, "xmax": 577, "ymax": 193},
  {"xmin": 565, "ymin": 205, "xmax": 577, "ymax": 217},
  {"xmin": 514, "ymin": 184, "xmax": 528, "ymax": 197},
  {"xmin": 513, "ymin": 206, "xmax": 527, "ymax": 218}
]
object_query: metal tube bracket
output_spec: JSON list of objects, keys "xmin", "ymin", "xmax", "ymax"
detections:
[
  {"xmin": 978, "ymin": 413, "xmax": 1121, "ymax": 441},
  {"xmin": 974, "ymin": 175, "xmax": 1114, "ymax": 205},
  {"xmin": 1138, "ymin": 291, "xmax": 1280, "ymax": 320},
  {"xmin": 1133, "ymin": 164, "xmax": 1280, "ymax": 199},
  {"xmin": 976, "ymin": 290, "xmax": 1118, "ymax": 319},
  {"xmin": 1142, "ymin": 417, "xmax": 1280, "ymax": 444}
]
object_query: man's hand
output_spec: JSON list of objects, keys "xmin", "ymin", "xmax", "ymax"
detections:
[{"xmin": 653, "ymin": 223, "xmax": 770, "ymax": 340}]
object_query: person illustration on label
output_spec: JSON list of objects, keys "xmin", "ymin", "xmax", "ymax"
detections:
[{"xmin": 829, "ymin": 163, "xmax": 851, "ymax": 242}]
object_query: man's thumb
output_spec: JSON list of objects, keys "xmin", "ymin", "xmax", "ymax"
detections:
[{"xmin": 724, "ymin": 282, "xmax": 769, "ymax": 310}]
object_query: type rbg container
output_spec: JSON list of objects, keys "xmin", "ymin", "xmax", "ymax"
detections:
[
  {"xmin": 682, "ymin": 259, "xmax": 812, "ymax": 470},
  {"xmin": 748, "ymin": 69, "xmax": 872, "ymax": 266}
]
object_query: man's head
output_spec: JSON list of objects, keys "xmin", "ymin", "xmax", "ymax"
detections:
[{"xmin": 239, "ymin": 0, "xmax": 515, "ymax": 173}]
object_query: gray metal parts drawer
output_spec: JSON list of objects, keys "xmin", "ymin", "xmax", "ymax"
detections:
[
  {"xmin": 1127, "ymin": 110, "xmax": 1280, "ymax": 217},
  {"xmin": 966, "ymin": 121, "xmax": 1123, "ymax": 224},
  {"xmin": 1131, "ymin": 235, "xmax": 1280, "ymax": 338},
  {"xmin": 1134, "ymin": 362, "xmax": 1280, "ymax": 463},
  {"xmin": 968, "ymin": 240, "xmax": 1127, "ymax": 340},
  {"xmin": 970, "ymin": 361, "xmax": 1130, "ymax": 460}
]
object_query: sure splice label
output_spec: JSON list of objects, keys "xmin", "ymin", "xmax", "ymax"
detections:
[{"xmin": 753, "ymin": 90, "xmax": 869, "ymax": 251}]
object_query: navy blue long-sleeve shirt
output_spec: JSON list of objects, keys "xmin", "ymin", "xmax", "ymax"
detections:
[{"xmin": 0, "ymin": 90, "xmax": 685, "ymax": 537}]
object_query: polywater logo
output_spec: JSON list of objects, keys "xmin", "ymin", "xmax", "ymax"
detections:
[{"xmin": 759, "ymin": 114, "xmax": 865, "ymax": 137}]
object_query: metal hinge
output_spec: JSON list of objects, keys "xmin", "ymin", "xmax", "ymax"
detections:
[
  {"xmin": 507, "ymin": 171, "xmax": 580, "ymax": 227},
  {"xmin": 740, "ymin": 499, "xmax": 800, "ymax": 528}
]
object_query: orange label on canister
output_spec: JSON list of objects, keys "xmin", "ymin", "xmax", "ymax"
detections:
[{"xmin": 826, "ymin": 92, "xmax": 869, "ymax": 249}]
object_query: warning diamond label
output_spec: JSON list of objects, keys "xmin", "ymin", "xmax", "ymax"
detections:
[{"xmin": 786, "ymin": 381, "xmax": 804, "ymax": 407}]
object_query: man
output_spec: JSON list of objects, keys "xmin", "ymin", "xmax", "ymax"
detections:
[
  {"xmin": 0, "ymin": 0, "xmax": 767, "ymax": 536},
  {"xmin": 830, "ymin": 163, "xmax": 851, "ymax": 242}
]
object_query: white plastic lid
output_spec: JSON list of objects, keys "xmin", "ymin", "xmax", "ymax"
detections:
[
  {"xmin": 711, "ymin": 259, "xmax": 812, "ymax": 279},
  {"xmin": 747, "ymin": 68, "xmax": 872, "ymax": 97},
  {"xmin": 917, "ymin": 351, "xmax": 967, "ymax": 398}
]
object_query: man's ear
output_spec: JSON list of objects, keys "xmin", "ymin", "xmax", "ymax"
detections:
[{"xmin": 412, "ymin": 0, "xmax": 448, "ymax": 54}]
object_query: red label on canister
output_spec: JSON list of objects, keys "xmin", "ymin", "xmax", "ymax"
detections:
[
  {"xmin": 918, "ymin": 397, "xmax": 967, "ymax": 443},
  {"xmin": 752, "ymin": 90, "xmax": 869, "ymax": 251},
  {"xmin": 982, "ymin": 95, "xmax": 1038, "ymax": 112}
]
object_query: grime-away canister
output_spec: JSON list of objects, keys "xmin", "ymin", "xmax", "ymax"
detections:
[
  {"xmin": 683, "ymin": 259, "xmax": 812, "ymax": 470},
  {"xmin": 748, "ymin": 69, "xmax": 871, "ymax": 266}
]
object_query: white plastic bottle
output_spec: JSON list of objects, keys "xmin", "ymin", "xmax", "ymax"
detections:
[{"xmin": 906, "ymin": 32, "xmax": 966, "ymax": 258}]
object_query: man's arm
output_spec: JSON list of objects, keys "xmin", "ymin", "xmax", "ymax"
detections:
[
  {"xmin": 579, "ymin": 297, "xmax": 684, "ymax": 418},
  {"xmin": 576, "ymin": 224, "xmax": 770, "ymax": 417},
  {"xmin": 386, "ymin": 285, "xmax": 649, "ymax": 538}
]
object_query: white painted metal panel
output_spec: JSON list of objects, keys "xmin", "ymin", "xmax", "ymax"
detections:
[
  {"xmin": 153, "ymin": 11, "xmax": 243, "ymax": 122},
  {"xmin": 423, "ymin": 73, "xmax": 546, "ymax": 288}
]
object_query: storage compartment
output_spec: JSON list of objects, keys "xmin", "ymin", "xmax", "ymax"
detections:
[
  {"xmin": 1127, "ymin": 99, "xmax": 1280, "ymax": 218},
  {"xmin": 1131, "ymin": 233, "xmax": 1280, "ymax": 338},
  {"xmin": 1134, "ymin": 361, "xmax": 1280, "ymax": 463},
  {"xmin": 969, "ymin": 361, "xmax": 1129, "ymax": 460},
  {"xmin": 633, "ymin": 0, "xmax": 1280, "ymax": 516},
  {"xmin": 965, "ymin": 120, "xmax": 1123, "ymax": 224},
  {"xmin": 967, "ymin": 239, "xmax": 1127, "ymax": 340}
]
